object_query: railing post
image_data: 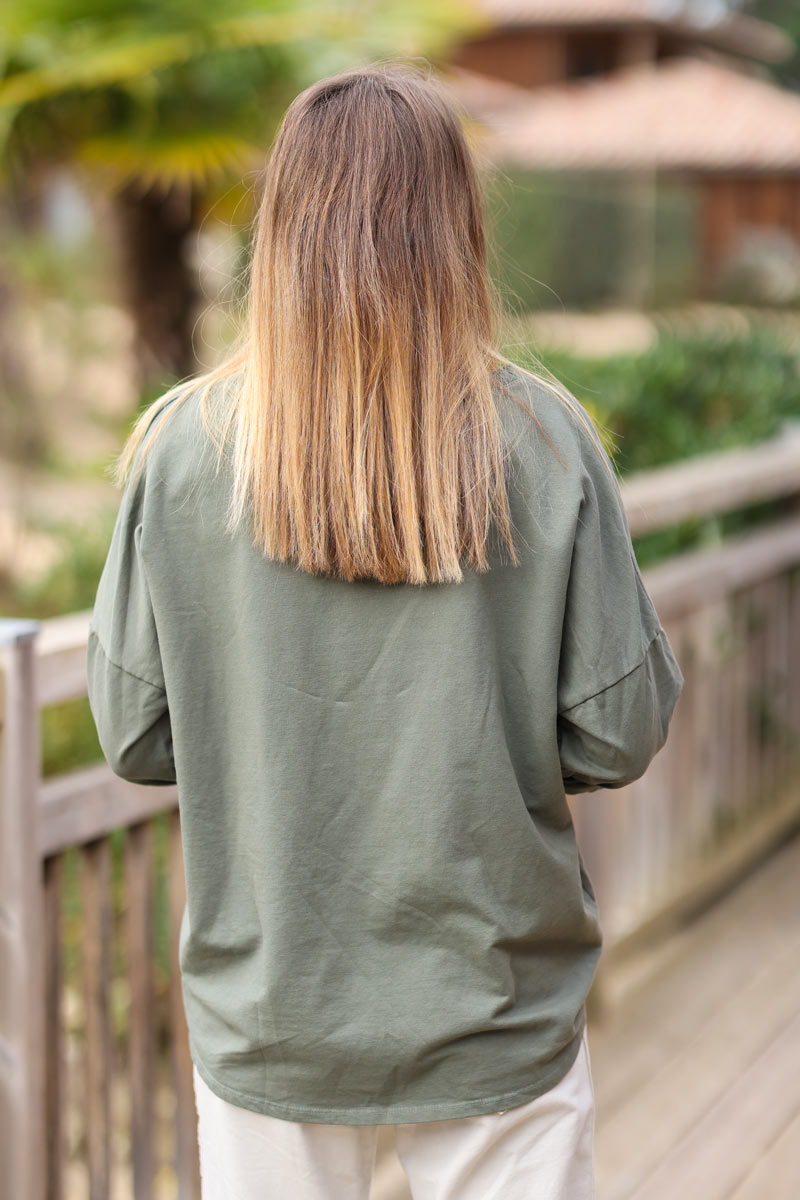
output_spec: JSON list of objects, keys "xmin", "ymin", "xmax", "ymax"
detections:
[{"xmin": 0, "ymin": 618, "xmax": 44, "ymax": 1200}]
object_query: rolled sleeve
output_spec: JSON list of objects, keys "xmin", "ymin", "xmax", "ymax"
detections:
[
  {"xmin": 86, "ymin": 464, "xmax": 176, "ymax": 786},
  {"xmin": 558, "ymin": 627, "xmax": 684, "ymax": 793},
  {"xmin": 556, "ymin": 405, "xmax": 685, "ymax": 793},
  {"xmin": 86, "ymin": 632, "xmax": 175, "ymax": 785}
]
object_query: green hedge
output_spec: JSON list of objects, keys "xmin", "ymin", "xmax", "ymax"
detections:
[
  {"xmin": 516, "ymin": 327, "xmax": 800, "ymax": 568},
  {"xmin": 522, "ymin": 327, "xmax": 800, "ymax": 472}
]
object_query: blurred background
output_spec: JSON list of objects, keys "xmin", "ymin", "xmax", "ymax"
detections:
[{"xmin": 1, "ymin": 2, "xmax": 799, "ymax": 1198}]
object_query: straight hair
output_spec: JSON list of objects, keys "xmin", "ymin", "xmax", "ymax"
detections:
[{"xmin": 112, "ymin": 60, "xmax": 617, "ymax": 586}]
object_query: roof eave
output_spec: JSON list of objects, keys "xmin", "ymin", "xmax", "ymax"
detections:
[{"xmin": 466, "ymin": 14, "xmax": 794, "ymax": 66}]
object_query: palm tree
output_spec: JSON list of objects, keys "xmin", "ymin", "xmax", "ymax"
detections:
[{"xmin": 0, "ymin": 0, "xmax": 482, "ymax": 385}]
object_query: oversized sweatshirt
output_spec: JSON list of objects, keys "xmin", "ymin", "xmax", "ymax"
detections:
[{"xmin": 86, "ymin": 361, "xmax": 685, "ymax": 1125}]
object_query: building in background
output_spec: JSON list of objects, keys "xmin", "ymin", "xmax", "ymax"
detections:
[
  {"xmin": 450, "ymin": 0, "xmax": 791, "ymax": 86},
  {"xmin": 441, "ymin": 1, "xmax": 800, "ymax": 306}
]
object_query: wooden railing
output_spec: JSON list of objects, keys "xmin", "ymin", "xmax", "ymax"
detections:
[
  {"xmin": 574, "ymin": 423, "xmax": 800, "ymax": 991},
  {"xmin": 1, "ymin": 616, "xmax": 198, "ymax": 1200},
  {"xmin": 2, "ymin": 423, "xmax": 800, "ymax": 1199}
]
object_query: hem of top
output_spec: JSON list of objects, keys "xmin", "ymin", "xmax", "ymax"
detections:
[{"xmin": 189, "ymin": 1012, "xmax": 587, "ymax": 1126}]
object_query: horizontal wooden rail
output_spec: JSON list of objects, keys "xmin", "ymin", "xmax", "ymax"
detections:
[
  {"xmin": 644, "ymin": 511, "xmax": 800, "ymax": 618},
  {"xmin": 39, "ymin": 764, "xmax": 178, "ymax": 857},
  {"xmin": 620, "ymin": 421, "xmax": 800, "ymax": 536},
  {"xmin": 35, "ymin": 611, "xmax": 94, "ymax": 707}
]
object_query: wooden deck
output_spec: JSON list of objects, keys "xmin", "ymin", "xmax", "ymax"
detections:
[{"xmin": 369, "ymin": 825, "xmax": 800, "ymax": 1200}]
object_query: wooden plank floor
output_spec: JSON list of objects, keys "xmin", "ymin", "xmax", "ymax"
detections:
[{"xmin": 369, "ymin": 826, "xmax": 800, "ymax": 1200}]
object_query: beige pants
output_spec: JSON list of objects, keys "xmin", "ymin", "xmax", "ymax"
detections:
[{"xmin": 192, "ymin": 1027, "xmax": 596, "ymax": 1199}]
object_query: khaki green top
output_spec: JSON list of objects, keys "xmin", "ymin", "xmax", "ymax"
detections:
[{"xmin": 86, "ymin": 362, "xmax": 684, "ymax": 1125}]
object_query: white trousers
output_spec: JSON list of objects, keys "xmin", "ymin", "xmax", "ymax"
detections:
[{"xmin": 192, "ymin": 1027, "xmax": 596, "ymax": 1200}]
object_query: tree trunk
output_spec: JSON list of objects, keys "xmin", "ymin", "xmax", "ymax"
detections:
[
  {"xmin": 110, "ymin": 180, "xmax": 205, "ymax": 389},
  {"xmin": 0, "ymin": 186, "xmax": 50, "ymax": 464}
]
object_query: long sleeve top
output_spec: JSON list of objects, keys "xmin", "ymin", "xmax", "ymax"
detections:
[{"xmin": 86, "ymin": 361, "xmax": 685, "ymax": 1124}]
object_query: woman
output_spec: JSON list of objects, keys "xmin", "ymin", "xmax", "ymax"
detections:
[{"xmin": 87, "ymin": 60, "xmax": 684, "ymax": 1200}]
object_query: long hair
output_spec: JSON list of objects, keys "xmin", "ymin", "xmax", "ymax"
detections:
[{"xmin": 111, "ymin": 60, "xmax": 615, "ymax": 586}]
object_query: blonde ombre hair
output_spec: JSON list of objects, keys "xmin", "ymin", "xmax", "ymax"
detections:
[{"xmin": 112, "ymin": 60, "xmax": 617, "ymax": 586}]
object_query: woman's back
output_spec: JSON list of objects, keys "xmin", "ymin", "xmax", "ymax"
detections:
[{"xmin": 87, "ymin": 358, "xmax": 683, "ymax": 1123}]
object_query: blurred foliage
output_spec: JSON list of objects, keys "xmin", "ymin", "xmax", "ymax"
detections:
[
  {"xmin": 5, "ymin": 507, "xmax": 118, "ymax": 618},
  {"xmin": 742, "ymin": 1, "xmax": 800, "ymax": 90},
  {"xmin": 523, "ymin": 327, "xmax": 800, "ymax": 473},
  {"xmin": 2, "ymin": 218, "xmax": 112, "ymax": 306},
  {"xmin": 0, "ymin": 0, "xmax": 481, "ymax": 189},
  {"xmin": 42, "ymin": 696, "xmax": 103, "ymax": 777},
  {"xmin": 486, "ymin": 168, "xmax": 698, "ymax": 312}
]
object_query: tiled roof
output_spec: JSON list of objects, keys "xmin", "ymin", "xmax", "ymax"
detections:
[
  {"xmin": 473, "ymin": 0, "xmax": 794, "ymax": 64},
  {"xmin": 444, "ymin": 56, "xmax": 800, "ymax": 172}
]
